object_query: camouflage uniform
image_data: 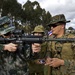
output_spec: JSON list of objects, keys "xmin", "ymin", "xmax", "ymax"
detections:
[
  {"xmin": 0, "ymin": 45, "xmax": 29, "ymax": 75},
  {"xmin": 28, "ymin": 25, "xmax": 49, "ymax": 75},
  {"xmin": 47, "ymin": 14, "xmax": 75, "ymax": 75},
  {"xmin": 48, "ymin": 34, "xmax": 75, "ymax": 75},
  {"xmin": 0, "ymin": 16, "xmax": 29, "ymax": 75}
]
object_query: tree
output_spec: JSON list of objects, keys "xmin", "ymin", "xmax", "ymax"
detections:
[
  {"xmin": 1, "ymin": 0, "xmax": 22, "ymax": 18},
  {"xmin": 68, "ymin": 27, "xmax": 74, "ymax": 30},
  {"xmin": 0, "ymin": 0, "xmax": 52, "ymax": 32},
  {"xmin": 23, "ymin": 0, "xmax": 52, "ymax": 30},
  {"xmin": 23, "ymin": 25, "xmax": 31, "ymax": 33}
]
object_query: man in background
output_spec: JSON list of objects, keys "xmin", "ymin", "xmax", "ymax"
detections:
[{"xmin": 28, "ymin": 25, "xmax": 49, "ymax": 75}]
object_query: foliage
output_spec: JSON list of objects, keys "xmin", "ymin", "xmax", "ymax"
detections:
[
  {"xmin": 68, "ymin": 27, "xmax": 74, "ymax": 30},
  {"xmin": 0, "ymin": 0, "xmax": 52, "ymax": 33},
  {"xmin": 23, "ymin": 0, "xmax": 52, "ymax": 30}
]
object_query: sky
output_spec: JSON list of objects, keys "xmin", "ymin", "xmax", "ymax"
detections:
[{"xmin": 17, "ymin": 0, "xmax": 75, "ymax": 29}]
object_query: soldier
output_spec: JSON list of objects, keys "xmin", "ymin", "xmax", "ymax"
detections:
[
  {"xmin": 45, "ymin": 14, "xmax": 75, "ymax": 75},
  {"xmin": 0, "ymin": 16, "xmax": 41, "ymax": 75},
  {"xmin": 28, "ymin": 25, "xmax": 49, "ymax": 75}
]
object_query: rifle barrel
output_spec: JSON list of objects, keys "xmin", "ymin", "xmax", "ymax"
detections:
[{"xmin": 45, "ymin": 38, "xmax": 75, "ymax": 42}]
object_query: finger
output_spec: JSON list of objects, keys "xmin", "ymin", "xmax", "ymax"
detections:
[
  {"xmin": 33, "ymin": 43, "xmax": 41, "ymax": 47},
  {"xmin": 8, "ymin": 49, "xmax": 14, "ymax": 52},
  {"xmin": 10, "ymin": 43, "xmax": 17, "ymax": 47}
]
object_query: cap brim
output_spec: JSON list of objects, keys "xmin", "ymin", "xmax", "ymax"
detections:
[
  {"xmin": 47, "ymin": 20, "xmax": 70, "ymax": 26},
  {"xmin": 66, "ymin": 20, "xmax": 70, "ymax": 23},
  {"xmin": 32, "ymin": 31, "xmax": 44, "ymax": 34}
]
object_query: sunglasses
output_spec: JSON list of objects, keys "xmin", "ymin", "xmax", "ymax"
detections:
[
  {"xmin": 51, "ymin": 24, "xmax": 58, "ymax": 28},
  {"xmin": 48, "ymin": 24, "xmax": 58, "ymax": 28},
  {"xmin": 50, "ymin": 23, "xmax": 61, "ymax": 28}
]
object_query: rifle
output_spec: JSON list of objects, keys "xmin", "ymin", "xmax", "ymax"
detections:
[
  {"xmin": 0, "ymin": 35, "xmax": 75, "ymax": 60},
  {"xmin": 0, "ymin": 29, "xmax": 75, "ymax": 61},
  {"xmin": 0, "ymin": 36, "xmax": 75, "ymax": 43}
]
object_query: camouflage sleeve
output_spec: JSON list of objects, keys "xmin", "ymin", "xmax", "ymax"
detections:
[
  {"xmin": 64, "ymin": 59, "xmax": 75, "ymax": 74},
  {"xmin": 0, "ymin": 44, "xmax": 4, "ymax": 51},
  {"xmin": 64, "ymin": 42, "xmax": 75, "ymax": 70}
]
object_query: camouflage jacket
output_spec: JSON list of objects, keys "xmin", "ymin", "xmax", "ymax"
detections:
[
  {"xmin": 48, "ymin": 33, "xmax": 75, "ymax": 75},
  {"xmin": 0, "ymin": 44, "xmax": 30, "ymax": 75}
]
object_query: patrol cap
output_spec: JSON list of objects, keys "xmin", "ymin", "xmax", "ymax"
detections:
[
  {"xmin": 0, "ymin": 16, "xmax": 10, "ymax": 25},
  {"xmin": 48, "ymin": 14, "xmax": 70, "ymax": 26},
  {"xmin": 0, "ymin": 16, "xmax": 15, "ymax": 35},
  {"xmin": 32, "ymin": 25, "xmax": 45, "ymax": 33},
  {"xmin": 0, "ymin": 26, "xmax": 15, "ymax": 35}
]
